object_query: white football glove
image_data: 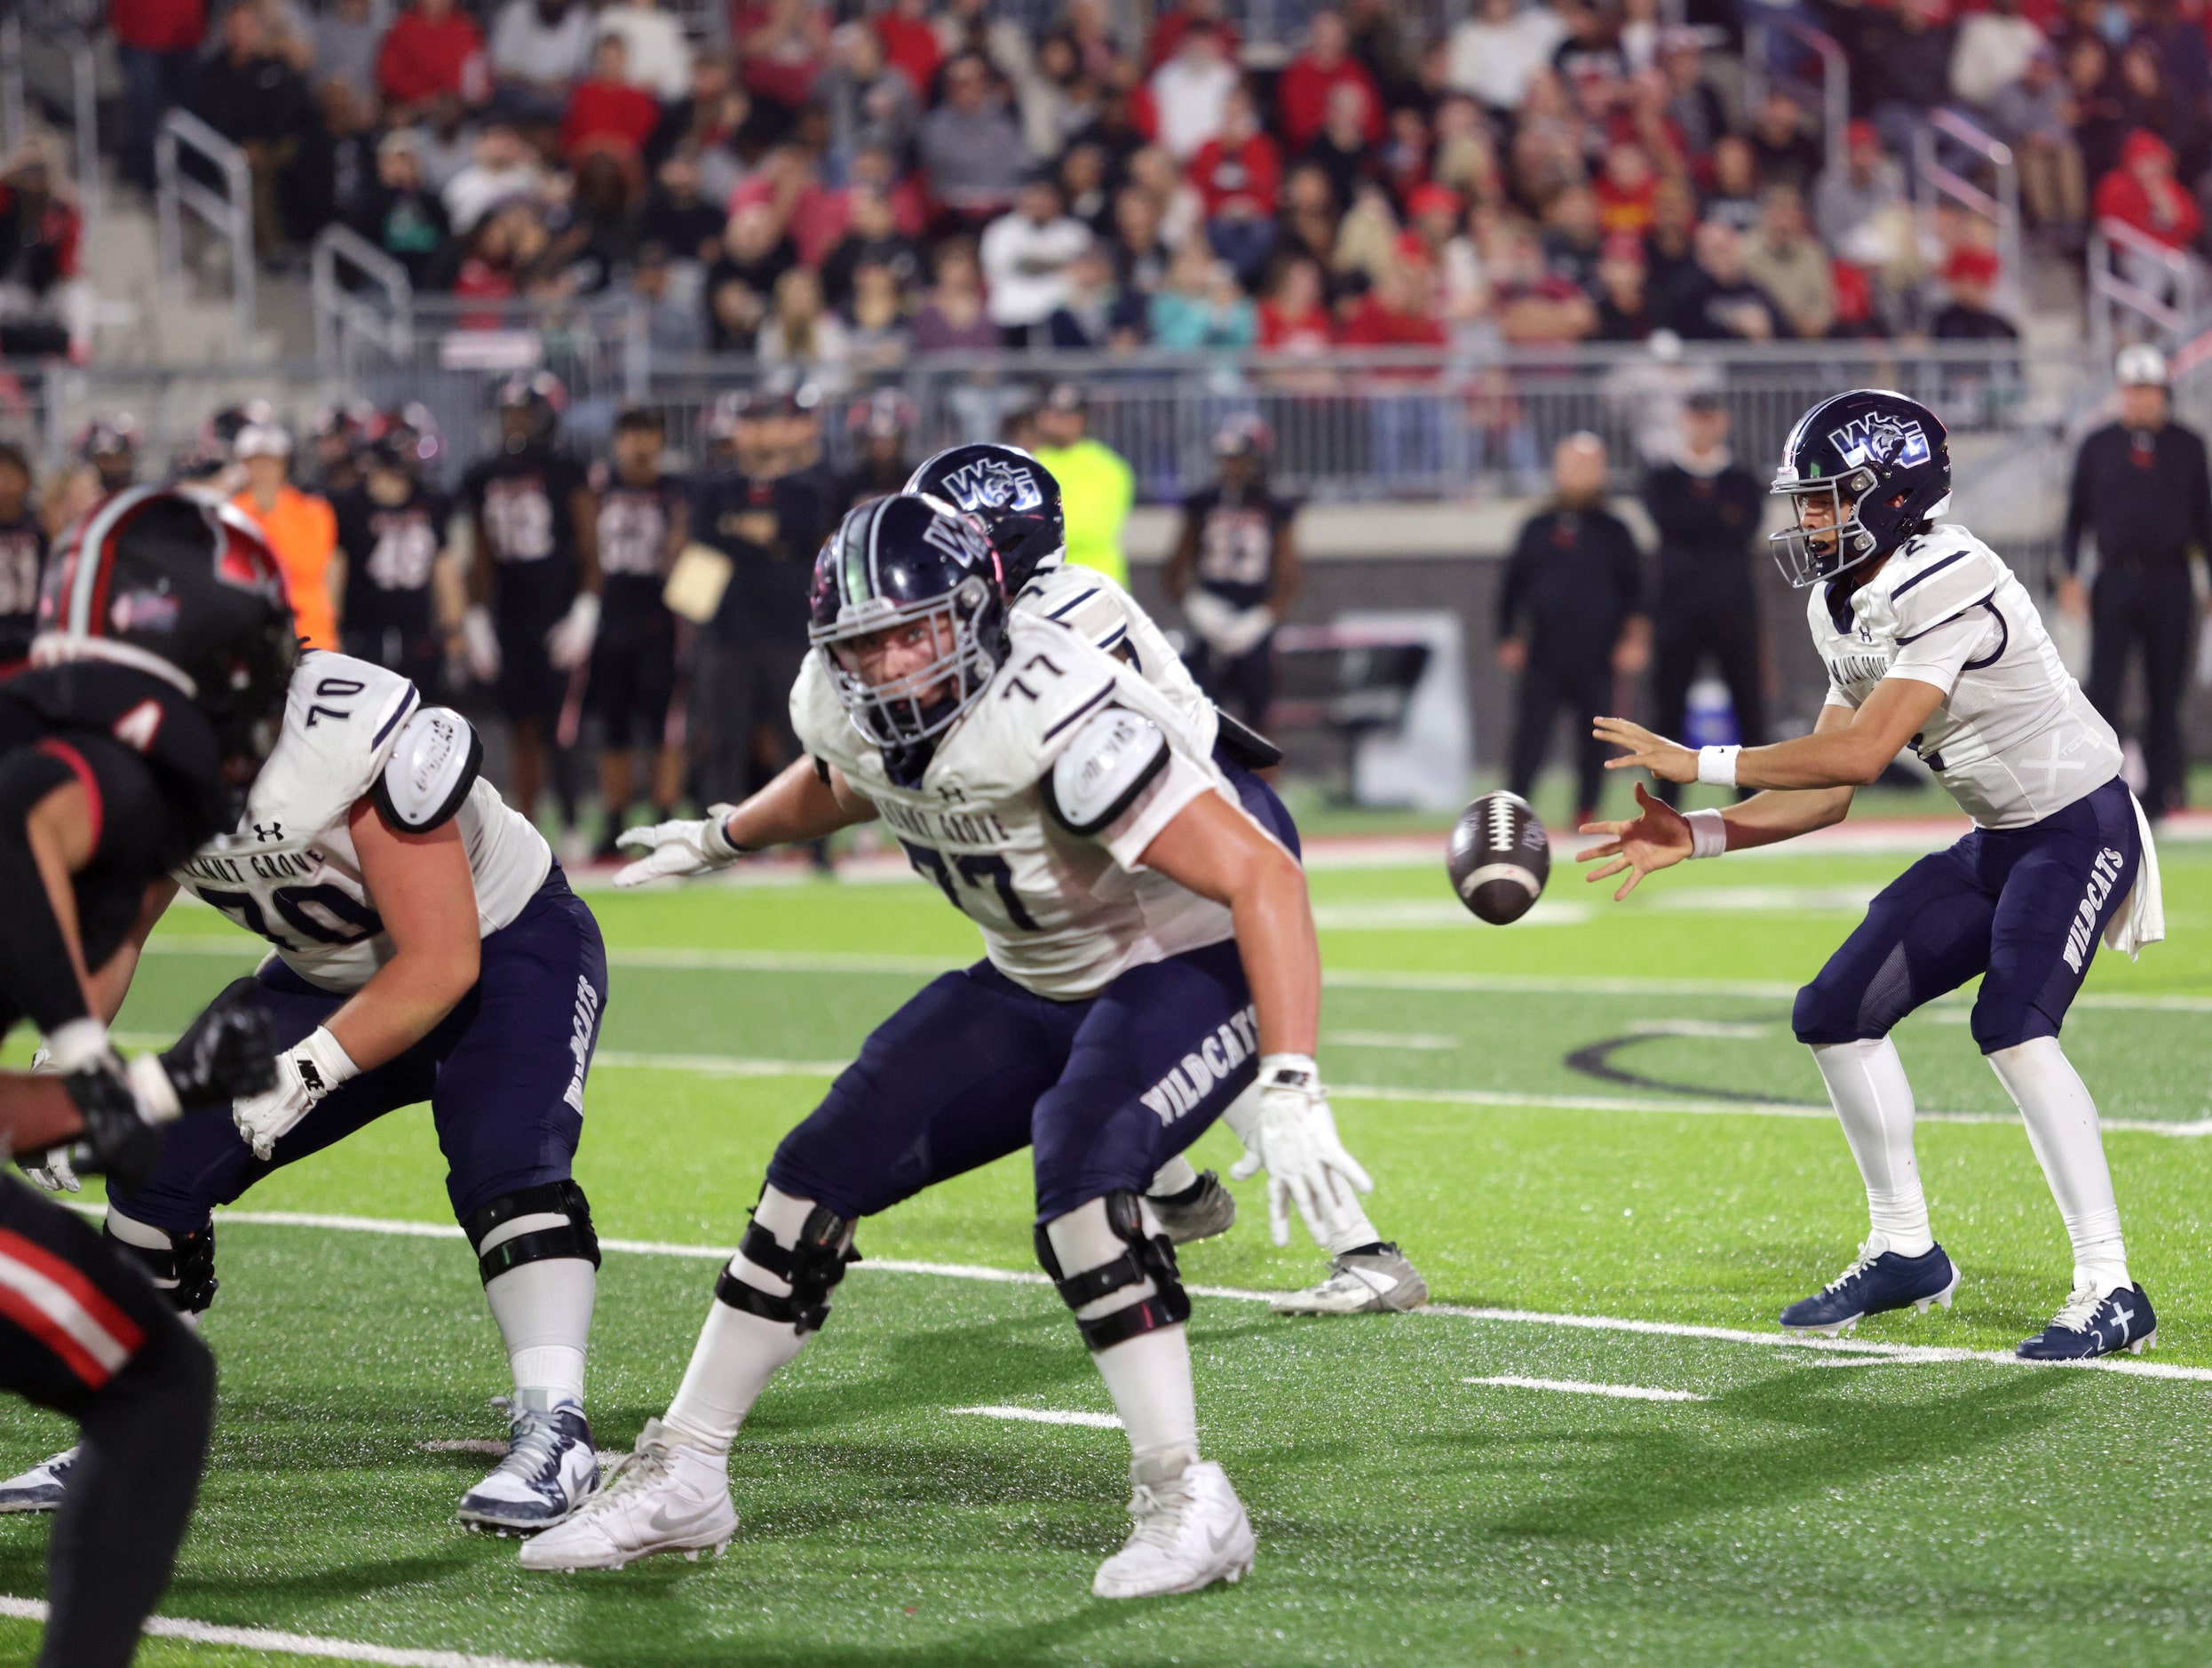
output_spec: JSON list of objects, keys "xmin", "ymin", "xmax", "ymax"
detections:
[
  {"xmin": 614, "ymin": 805, "xmax": 749, "ymax": 887},
  {"xmin": 544, "ymin": 591, "xmax": 600, "ymax": 671},
  {"xmin": 1227, "ymin": 1053, "xmax": 1375, "ymax": 1248},
  {"xmin": 462, "ymin": 605, "xmax": 502, "ymax": 684},
  {"xmin": 233, "ymin": 1028, "xmax": 358, "ymax": 1161},
  {"xmin": 1182, "ymin": 590, "xmax": 1277, "ymax": 660}
]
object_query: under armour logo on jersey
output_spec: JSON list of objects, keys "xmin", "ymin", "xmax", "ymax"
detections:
[
  {"xmin": 1828, "ymin": 413, "xmax": 1931, "ymax": 472},
  {"xmin": 251, "ymin": 821, "xmax": 283, "ymax": 843},
  {"xmin": 938, "ymin": 457, "xmax": 1043, "ymax": 516}
]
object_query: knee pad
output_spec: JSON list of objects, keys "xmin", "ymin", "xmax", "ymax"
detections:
[
  {"xmin": 714, "ymin": 1195, "xmax": 858, "ymax": 1336},
  {"xmin": 1035, "ymin": 1189, "xmax": 1191, "ymax": 1353},
  {"xmin": 104, "ymin": 1217, "xmax": 217, "ymax": 1315},
  {"xmin": 464, "ymin": 1180, "xmax": 601, "ymax": 1285}
]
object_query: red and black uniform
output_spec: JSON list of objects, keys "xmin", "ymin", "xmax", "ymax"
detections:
[
  {"xmin": 588, "ymin": 466, "xmax": 686, "ymax": 751},
  {"xmin": 1177, "ymin": 481, "xmax": 1294, "ymax": 728},
  {"xmin": 462, "ymin": 444, "xmax": 591, "ymax": 725},
  {"xmin": 0, "ymin": 508, "xmax": 49, "ymax": 670},
  {"xmin": 334, "ymin": 480, "xmax": 453, "ymax": 695}
]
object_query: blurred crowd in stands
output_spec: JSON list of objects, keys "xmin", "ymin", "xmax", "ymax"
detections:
[{"xmin": 7, "ymin": 0, "xmax": 2212, "ymax": 369}]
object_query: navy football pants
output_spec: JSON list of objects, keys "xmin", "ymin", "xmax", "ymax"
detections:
[
  {"xmin": 1794, "ymin": 775, "xmax": 2140, "ymax": 1054},
  {"xmin": 770, "ymin": 760, "xmax": 1296, "ymax": 1224},
  {"xmin": 115, "ymin": 868, "xmax": 607, "ymax": 1232}
]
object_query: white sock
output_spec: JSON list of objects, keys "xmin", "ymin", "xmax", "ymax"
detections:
[
  {"xmin": 1046, "ymin": 1197, "xmax": 1199, "ymax": 1485},
  {"xmin": 1326, "ymin": 1205, "xmax": 1384, "ymax": 1259},
  {"xmin": 1148, "ymin": 1152, "xmax": 1200, "ymax": 1196},
  {"xmin": 663, "ymin": 1187, "xmax": 828, "ymax": 1456},
  {"xmin": 483, "ymin": 1259, "xmax": 595, "ymax": 1409},
  {"xmin": 1809, "ymin": 1038, "xmax": 1933, "ymax": 1257},
  {"xmin": 1987, "ymin": 1037, "xmax": 2129, "ymax": 1292}
]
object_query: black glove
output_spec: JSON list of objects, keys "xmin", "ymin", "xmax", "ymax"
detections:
[
  {"xmin": 157, "ymin": 978, "xmax": 277, "ymax": 1109},
  {"xmin": 61, "ymin": 1061, "xmax": 163, "ymax": 1195}
]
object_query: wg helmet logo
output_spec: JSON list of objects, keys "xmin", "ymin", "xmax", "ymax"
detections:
[
  {"xmin": 939, "ymin": 458, "xmax": 1043, "ymax": 516},
  {"xmin": 1827, "ymin": 413, "xmax": 1931, "ymax": 473}
]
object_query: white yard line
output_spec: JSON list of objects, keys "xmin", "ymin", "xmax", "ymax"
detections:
[
  {"xmin": 0, "ymin": 1594, "xmax": 581, "ymax": 1668},
  {"xmin": 1463, "ymin": 1375, "xmax": 1709, "ymax": 1402},
  {"xmin": 169, "ymin": 1209, "xmax": 2212, "ymax": 1385},
  {"xmin": 950, "ymin": 1405, "xmax": 1123, "ymax": 1429}
]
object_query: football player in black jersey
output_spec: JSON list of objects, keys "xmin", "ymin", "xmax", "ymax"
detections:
[
  {"xmin": 1164, "ymin": 416, "xmax": 1301, "ymax": 735},
  {"xmin": 76, "ymin": 417, "xmax": 139, "ymax": 496},
  {"xmin": 0, "ymin": 442, "xmax": 48, "ymax": 671},
  {"xmin": 0, "ymin": 485, "xmax": 294, "ymax": 1668},
  {"xmin": 589, "ymin": 407, "xmax": 687, "ymax": 860},
  {"xmin": 335, "ymin": 409, "xmax": 461, "ymax": 695},
  {"xmin": 461, "ymin": 373, "xmax": 602, "ymax": 835}
]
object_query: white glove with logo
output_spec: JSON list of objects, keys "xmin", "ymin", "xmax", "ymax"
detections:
[
  {"xmin": 18, "ymin": 1043, "xmax": 77, "ymax": 1192},
  {"xmin": 462, "ymin": 605, "xmax": 502, "ymax": 684},
  {"xmin": 614, "ymin": 804, "xmax": 748, "ymax": 887},
  {"xmin": 1182, "ymin": 590, "xmax": 1277, "ymax": 660},
  {"xmin": 544, "ymin": 591, "xmax": 601, "ymax": 671},
  {"xmin": 1227, "ymin": 1053, "xmax": 1375, "ymax": 1247},
  {"xmin": 233, "ymin": 1028, "xmax": 359, "ymax": 1160}
]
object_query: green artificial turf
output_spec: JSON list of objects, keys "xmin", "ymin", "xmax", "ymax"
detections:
[{"xmin": 4, "ymin": 835, "xmax": 2212, "ymax": 1664}]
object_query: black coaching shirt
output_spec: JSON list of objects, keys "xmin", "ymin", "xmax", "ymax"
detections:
[
  {"xmin": 2063, "ymin": 420, "xmax": 2212, "ymax": 576},
  {"xmin": 1641, "ymin": 457, "xmax": 1764, "ymax": 606},
  {"xmin": 1497, "ymin": 503, "xmax": 1645, "ymax": 661}
]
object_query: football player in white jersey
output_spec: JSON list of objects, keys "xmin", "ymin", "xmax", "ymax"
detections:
[
  {"xmin": 906, "ymin": 442, "xmax": 1428, "ymax": 1316},
  {"xmin": 1578, "ymin": 389, "xmax": 2163, "ymax": 1360},
  {"xmin": 0, "ymin": 652, "xmax": 613, "ymax": 1530},
  {"xmin": 522, "ymin": 493, "xmax": 1373, "ymax": 1596}
]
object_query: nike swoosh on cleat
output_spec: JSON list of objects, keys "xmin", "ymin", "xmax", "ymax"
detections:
[
  {"xmin": 649, "ymin": 1502, "xmax": 725, "ymax": 1537},
  {"xmin": 1207, "ymin": 1524, "xmax": 1241, "ymax": 1555}
]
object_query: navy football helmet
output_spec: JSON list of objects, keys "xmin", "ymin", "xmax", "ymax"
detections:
[
  {"xmin": 1770, "ymin": 389, "xmax": 1951, "ymax": 587},
  {"xmin": 808, "ymin": 493, "xmax": 1007, "ymax": 764},
  {"xmin": 904, "ymin": 443, "xmax": 1064, "ymax": 592}
]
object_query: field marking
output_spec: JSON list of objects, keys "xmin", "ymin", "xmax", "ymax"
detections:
[
  {"xmin": 1463, "ymin": 1375, "xmax": 1709, "ymax": 1402},
  {"xmin": 1320, "ymin": 1030, "xmax": 1462, "ymax": 1051},
  {"xmin": 179, "ymin": 1209, "xmax": 2212, "ymax": 1385},
  {"xmin": 951, "ymin": 1405, "xmax": 1123, "ymax": 1429},
  {"xmin": 0, "ymin": 1593, "xmax": 582, "ymax": 1667},
  {"xmin": 131, "ymin": 937, "xmax": 2212, "ymax": 1017}
]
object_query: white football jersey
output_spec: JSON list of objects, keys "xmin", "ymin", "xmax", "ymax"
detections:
[
  {"xmin": 173, "ymin": 654, "xmax": 551, "ymax": 992},
  {"xmin": 1017, "ymin": 562, "xmax": 1219, "ymax": 757},
  {"xmin": 793, "ymin": 610, "xmax": 1243, "ymax": 998},
  {"xmin": 1811, "ymin": 525, "xmax": 2122, "ymax": 829}
]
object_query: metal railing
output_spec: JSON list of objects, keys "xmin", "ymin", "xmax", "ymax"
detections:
[
  {"xmin": 1743, "ymin": 15, "xmax": 1850, "ymax": 174},
  {"xmin": 154, "ymin": 108, "xmax": 255, "ymax": 350},
  {"xmin": 2087, "ymin": 216, "xmax": 2208, "ymax": 364},
  {"xmin": 311, "ymin": 226, "xmax": 413, "ymax": 369},
  {"xmin": 1914, "ymin": 109, "xmax": 2025, "ymax": 319}
]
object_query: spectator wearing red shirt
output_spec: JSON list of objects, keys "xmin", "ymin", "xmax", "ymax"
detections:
[
  {"xmin": 733, "ymin": 0, "xmax": 829, "ymax": 112},
  {"xmin": 2094, "ymin": 129, "xmax": 2203, "ymax": 253},
  {"xmin": 1594, "ymin": 139, "xmax": 1660, "ymax": 236},
  {"xmin": 1192, "ymin": 83, "xmax": 1282, "ymax": 283},
  {"xmin": 561, "ymin": 36, "xmax": 662, "ymax": 159},
  {"xmin": 1278, "ymin": 12, "xmax": 1383, "ymax": 154},
  {"xmin": 1341, "ymin": 260, "xmax": 1450, "ymax": 487},
  {"xmin": 872, "ymin": 0, "xmax": 941, "ymax": 95},
  {"xmin": 378, "ymin": 0, "xmax": 488, "ymax": 118},
  {"xmin": 1257, "ymin": 254, "xmax": 1334, "ymax": 353},
  {"xmin": 113, "ymin": 0, "xmax": 207, "ymax": 189},
  {"xmin": 1148, "ymin": 0, "xmax": 1241, "ymax": 70}
]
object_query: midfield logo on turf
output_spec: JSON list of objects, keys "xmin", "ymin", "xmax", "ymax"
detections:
[{"xmin": 1138, "ymin": 1005, "xmax": 1260, "ymax": 1125}]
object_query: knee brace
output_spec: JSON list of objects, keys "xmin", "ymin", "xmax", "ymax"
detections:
[
  {"xmin": 464, "ymin": 1180, "xmax": 601, "ymax": 1285},
  {"xmin": 714, "ymin": 1197, "xmax": 858, "ymax": 1336},
  {"xmin": 104, "ymin": 1217, "xmax": 217, "ymax": 1315},
  {"xmin": 1035, "ymin": 1189, "xmax": 1191, "ymax": 1353}
]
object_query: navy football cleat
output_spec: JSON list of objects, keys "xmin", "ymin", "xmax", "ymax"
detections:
[
  {"xmin": 2017, "ymin": 1283, "xmax": 2156, "ymax": 1361},
  {"xmin": 1780, "ymin": 1240, "xmax": 1959, "ymax": 1336}
]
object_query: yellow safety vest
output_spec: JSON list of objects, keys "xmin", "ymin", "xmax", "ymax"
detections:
[{"xmin": 1033, "ymin": 439, "xmax": 1134, "ymax": 587}]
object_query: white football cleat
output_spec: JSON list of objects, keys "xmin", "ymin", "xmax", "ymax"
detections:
[
  {"xmin": 519, "ymin": 1418, "xmax": 736, "ymax": 1571},
  {"xmin": 456, "ymin": 1399, "xmax": 599, "ymax": 1534},
  {"xmin": 1092, "ymin": 1460, "xmax": 1256, "ymax": 1600},
  {"xmin": 0, "ymin": 1446, "xmax": 76, "ymax": 1513},
  {"xmin": 1270, "ymin": 1243, "xmax": 1429, "ymax": 1315}
]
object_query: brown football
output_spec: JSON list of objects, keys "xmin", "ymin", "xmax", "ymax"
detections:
[{"xmin": 1446, "ymin": 791, "xmax": 1550, "ymax": 925}]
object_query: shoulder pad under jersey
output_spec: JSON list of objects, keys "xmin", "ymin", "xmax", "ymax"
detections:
[
  {"xmin": 1043, "ymin": 705, "xmax": 1170, "ymax": 835},
  {"xmin": 237, "ymin": 655, "xmax": 419, "ymax": 838},
  {"xmin": 1883, "ymin": 527, "xmax": 2000, "ymax": 644},
  {"xmin": 371, "ymin": 706, "xmax": 482, "ymax": 831}
]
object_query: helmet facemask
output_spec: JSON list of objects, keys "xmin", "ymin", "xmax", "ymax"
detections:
[
  {"xmin": 812, "ymin": 574, "xmax": 1002, "ymax": 751},
  {"xmin": 1769, "ymin": 465, "xmax": 1881, "ymax": 588}
]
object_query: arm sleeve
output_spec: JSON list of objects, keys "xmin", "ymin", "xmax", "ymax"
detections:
[{"xmin": 1886, "ymin": 607, "xmax": 1998, "ymax": 695}]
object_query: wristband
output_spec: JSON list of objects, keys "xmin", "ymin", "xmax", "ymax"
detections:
[
  {"xmin": 1257, "ymin": 1052, "xmax": 1319, "ymax": 1091},
  {"xmin": 127, "ymin": 1052, "xmax": 184, "ymax": 1124},
  {"xmin": 1696, "ymin": 745, "xmax": 1741, "ymax": 788},
  {"xmin": 44, "ymin": 1017, "xmax": 112, "ymax": 1076},
  {"xmin": 1684, "ymin": 807, "xmax": 1729, "ymax": 861},
  {"xmin": 294, "ymin": 1027, "xmax": 361, "ymax": 1096},
  {"xmin": 701, "ymin": 803, "xmax": 752, "ymax": 864}
]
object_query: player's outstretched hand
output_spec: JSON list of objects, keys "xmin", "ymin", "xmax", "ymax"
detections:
[
  {"xmin": 1593, "ymin": 716, "xmax": 1698, "ymax": 783},
  {"xmin": 614, "ymin": 806, "xmax": 747, "ymax": 888},
  {"xmin": 160, "ymin": 979, "xmax": 277, "ymax": 1110},
  {"xmin": 1576, "ymin": 782, "xmax": 1693, "ymax": 901},
  {"xmin": 1234, "ymin": 1056, "xmax": 1375, "ymax": 1247}
]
